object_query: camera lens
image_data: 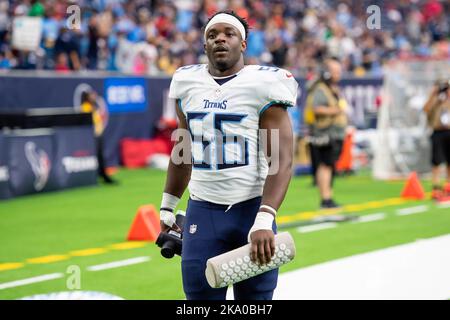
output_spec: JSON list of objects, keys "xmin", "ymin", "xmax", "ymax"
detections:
[{"xmin": 161, "ymin": 240, "xmax": 176, "ymax": 258}]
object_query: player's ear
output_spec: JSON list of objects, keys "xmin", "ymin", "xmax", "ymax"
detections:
[
  {"xmin": 241, "ymin": 40, "xmax": 247, "ymax": 52},
  {"xmin": 203, "ymin": 43, "xmax": 207, "ymax": 53}
]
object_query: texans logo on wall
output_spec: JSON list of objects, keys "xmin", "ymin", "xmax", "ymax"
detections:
[{"xmin": 24, "ymin": 141, "xmax": 51, "ymax": 192}]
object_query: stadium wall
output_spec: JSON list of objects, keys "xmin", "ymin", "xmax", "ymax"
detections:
[
  {"xmin": 0, "ymin": 126, "xmax": 97, "ymax": 199},
  {"xmin": 0, "ymin": 73, "xmax": 382, "ymax": 167}
]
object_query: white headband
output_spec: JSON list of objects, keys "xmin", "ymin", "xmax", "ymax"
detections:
[{"xmin": 204, "ymin": 13, "xmax": 246, "ymax": 41}]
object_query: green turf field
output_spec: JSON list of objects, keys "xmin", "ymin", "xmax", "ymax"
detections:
[{"xmin": 0, "ymin": 169, "xmax": 449, "ymax": 299}]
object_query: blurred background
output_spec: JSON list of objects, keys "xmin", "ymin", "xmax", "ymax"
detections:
[
  {"xmin": 0, "ymin": 0, "xmax": 448, "ymax": 75},
  {"xmin": 0, "ymin": 0, "xmax": 449, "ymax": 300}
]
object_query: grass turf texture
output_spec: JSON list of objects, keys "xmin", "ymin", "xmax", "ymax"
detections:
[{"xmin": 0, "ymin": 169, "xmax": 449, "ymax": 299}]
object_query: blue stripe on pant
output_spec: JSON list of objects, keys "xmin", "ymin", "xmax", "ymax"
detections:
[{"xmin": 181, "ymin": 196, "xmax": 278, "ymax": 300}]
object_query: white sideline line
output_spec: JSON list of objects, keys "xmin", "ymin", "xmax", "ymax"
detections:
[
  {"xmin": 87, "ymin": 256, "xmax": 151, "ymax": 272},
  {"xmin": 352, "ymin": 213, "xmax": 386, "ymax": 223},
  {"xmin": 297, "ymin": 223, "xmax": 337, "ymax": 233},
  {"xmin": 396, "ymin": 205, "xmax": 428, "ymax": 216},
  {"xmin": 0, "ymin": 273, "xmax": 64, "ymax": 290}
]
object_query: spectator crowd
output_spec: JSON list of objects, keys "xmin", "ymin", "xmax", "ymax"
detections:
[{"xmin": 0, "ymin": 0, "xmax": 448, "ymax": 77}]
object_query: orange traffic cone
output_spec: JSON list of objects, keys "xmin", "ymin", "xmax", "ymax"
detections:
[
  {"xmin": 127, "ymin": 205, "xmax": 161, "ymax": 241},
  {"xmin": 336, "ymin": 130, "xmax": 353, "ymax": 172},
  {"xmin": 401, "ymin": 172, "xmax": 425, "ymax": 200}
]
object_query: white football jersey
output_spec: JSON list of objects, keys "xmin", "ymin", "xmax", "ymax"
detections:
[{"xmin": 169, "ymin": 64, "xmax": 298, "ymax": 205}]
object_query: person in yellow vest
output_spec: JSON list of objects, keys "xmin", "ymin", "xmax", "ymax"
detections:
[
  {"xmin": 304, "ymin": 58, "xmax": 348, "ymax": 209},
  {"xmin": 423, "ymin": 79, "xmax": 450, "ymax": 200},
  {"xmin": 80, "ymin": 90, "xmax": 117, "ymax": 184}
]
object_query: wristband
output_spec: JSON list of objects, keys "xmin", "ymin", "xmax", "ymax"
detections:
[
  {"xmin": 247, "ymin": 211, "xmax": 275, "ymax": 242},
  {"xmin": 259, "ymin": 205, "xmax": 277, "ymax": 216},
  {"xmin": 160, "ymin": 193, "xmax": 180, "ymax": 227},
  {"xmin": 161, "ymin": 192, "xmax": 180, "ymax": 210}
]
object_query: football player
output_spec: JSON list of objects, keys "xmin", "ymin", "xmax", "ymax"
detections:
[{"xmin": 159, "ymin": 10, "xmax": 298, "ymax": 300}]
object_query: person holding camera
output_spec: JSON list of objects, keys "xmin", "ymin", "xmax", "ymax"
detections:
[
  {"xmin": 423, "ymin": 79, "xmax": 450, "ymax": 200},
  {"xmin": 304, "ymin": 57, "xmax": 348, "ymax": 209}
]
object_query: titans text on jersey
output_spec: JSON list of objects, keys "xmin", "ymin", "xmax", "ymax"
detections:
[{"xmin": 169, "ymin": 64, "xmax": 298, "ymax": 205}]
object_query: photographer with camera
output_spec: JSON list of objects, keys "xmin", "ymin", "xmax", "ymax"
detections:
[
  {"xmin": 423, "ymin": 79, "xmax": 450, "ymax": 200},
  {"xmin": 304, "ymin": 57, "xmax": 348, "ymax": 209}
]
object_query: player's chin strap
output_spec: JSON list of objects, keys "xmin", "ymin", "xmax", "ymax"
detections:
[
  {"xmin": 247, "ymin": 205, "xmax": 277, "ymax": 242},
  {"xmin": 160, "ymin": 192, "xmax": 180, "ymax": 227}
]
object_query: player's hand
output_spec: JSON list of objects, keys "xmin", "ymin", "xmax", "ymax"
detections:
[
  {"xmin": 160, "ymin": 221, "xmax": 182, "ymax": 234},
  {"xmin": 159, "ymin": 209, "xmax": 182, "ymax": 233},
  {"xmin": 250, "ymin": 230, "xmax": 275, "ymax": 265}
]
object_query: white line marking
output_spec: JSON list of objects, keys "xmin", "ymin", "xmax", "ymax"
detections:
[
  {"xmin": 352, "ymin": 213, "xmax": 386, "ymax": 223},
  {"xmin": 87, "ymin": 256, "xmax": 151, "ymax": 272},
  {"xmin": 297, "ymin": 223, "xmax": 337, "ymax": 233},
  {"xmin": 0, "ymin": 273, "xmax": 63, "ymax": 290},
  {"xmin": 396, "ymin": 205, "xmax": 428, "ymax": 216}
]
